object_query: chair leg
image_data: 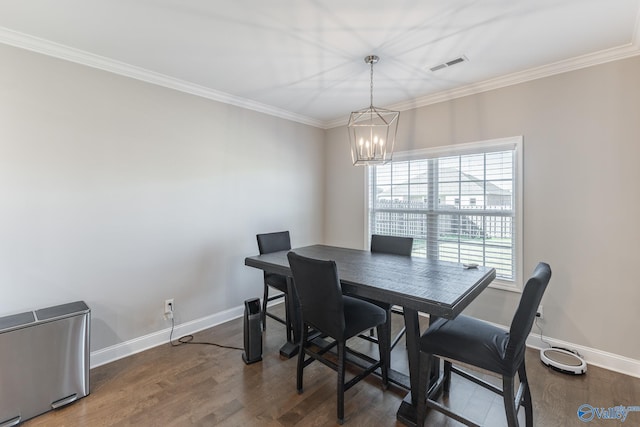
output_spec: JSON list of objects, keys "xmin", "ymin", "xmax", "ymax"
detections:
[
  {"xmin": 284, "ymin": 293, "xmax": 292, "ymax": 342},
  {"xmin": 518, "ymin": 363, "xmax": 533, "ymax": 427},
  {"xmin": 417, "ymin": 351, "xmax": 433, "ymax": 427},
  {"xmin": 297, "ymin": 325, "xmax": 307, "ymax": 394},
  {"xmin": 503, "ymin": 375, "xmax": 519, "ymax": 427},
  {"xmin": 443, "ymin": 360, "xmax": 452, "ymax": 393},
  {"xmin": 337, "ymin": 341, "xmax": 346, "ymax": 425},
  {"xmin": 376, "ymin": 320, "xmax": 390, "ymax": 389},
  {"xmin": 261, "ymin": 283, "xmax": 269, "ymax": 331}
]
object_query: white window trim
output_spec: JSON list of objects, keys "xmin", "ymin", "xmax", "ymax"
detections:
[{"xmin": 364, "ymin": 136, "xmax": 524, "ymax": 292}]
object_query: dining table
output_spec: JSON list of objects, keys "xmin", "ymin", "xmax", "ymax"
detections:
[{"xmin": 244, "ymin": 244, "xmax": 496, "ymax": 426}]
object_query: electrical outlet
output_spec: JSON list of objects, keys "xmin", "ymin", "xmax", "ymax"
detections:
[
  {"xmin": 164, "ymin": 299, "xmax": 174, "ymax": 319},
  {"xmin": 536, "ymin": 304, "xmax": 543, "ymax": 319}
]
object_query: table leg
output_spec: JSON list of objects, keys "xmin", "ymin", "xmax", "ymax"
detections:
[
  {"xmin": 396, "ymin": 307, "xmax": 420, "ymax": 426},
  {"xmin": 279, "ymin": 276, "xmax": 300, "ymax": 358},
  {"xmin": 396, "ymin": 310, "xmax": 443, "ymax": 426}
]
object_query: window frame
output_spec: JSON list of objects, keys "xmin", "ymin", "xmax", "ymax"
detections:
[{"xmin": 364, "ymin": 136, "xmax": 524, "ymax": 292}]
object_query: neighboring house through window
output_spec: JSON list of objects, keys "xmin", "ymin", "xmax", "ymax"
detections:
[{"xmin": 367, "ymin": 136, "xmax": 523, "ymax": 290}]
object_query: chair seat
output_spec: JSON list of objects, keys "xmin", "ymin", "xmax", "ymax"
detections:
[
  {"xmin": 343, "ymin": 296, "xmax": 387, "ymax": 339},
  {"xmin": 265, "ymin": 272, "xmax": 288, "ymax": 293},
  {"xmin": 420, "ymin": 315, "xmax": 513, "ymax": 375}
]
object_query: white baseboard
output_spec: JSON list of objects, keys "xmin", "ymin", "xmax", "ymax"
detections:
[
  {"xmin": 423, "ymin": 313, "xmax": 640, "ymax": 379},
  {"xmin": 90, "ymin": 303, "xmax": 246, "ymax": 368},
  {"xmin": 90, "ymin": 303, "xmax": 640, "ymax": 379},
  {"xmin": 526, "ymin": 332, "xmax": 640, "ymax": 379}
]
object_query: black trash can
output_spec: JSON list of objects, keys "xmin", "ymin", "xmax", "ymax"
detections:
[{"xmin": 242, "ymin": 298, "xmax": 262, "ymax": 364}]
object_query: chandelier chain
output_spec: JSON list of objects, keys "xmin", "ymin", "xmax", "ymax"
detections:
[{"xmin": 370, "ymin": 59, "xmax": 374, "ymax": 107}]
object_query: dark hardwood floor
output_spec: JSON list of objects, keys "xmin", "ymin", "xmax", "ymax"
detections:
[{"xmin": 23, "ymin": 305, "xmax": 640, "ymax": 426}]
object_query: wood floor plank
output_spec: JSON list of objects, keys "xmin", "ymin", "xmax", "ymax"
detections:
[{"xmin": 21, "ymin": 305, "xmax": 640, "ymax": 426}]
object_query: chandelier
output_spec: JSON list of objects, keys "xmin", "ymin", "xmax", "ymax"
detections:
[{"xmin": 347, "ymin": 55, "xmax": 400, "ymax": 166}]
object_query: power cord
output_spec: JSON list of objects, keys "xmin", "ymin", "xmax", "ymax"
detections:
[
  {"xmin": 534, "ymin": 317, "xmax": 552, "ymax": 348},
  {"xmin": 167, "ymin": 304, "xmax": 243, "ymax": 351},
  {"xmin": 535, "ymin": 316, "xmax": 584, "ymax": 358}
]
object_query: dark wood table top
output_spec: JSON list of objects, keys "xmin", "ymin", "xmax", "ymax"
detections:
[{"xmin": 245, "ymin": 244, "xmax": 496, "ymax": 319}]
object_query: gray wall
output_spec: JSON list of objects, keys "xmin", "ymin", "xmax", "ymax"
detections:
[
  {"xmin": 325, "ymin": 55, "xmax": 640, "ymax": 360},
  {"xmin": 0, "ymin": 43, "xmax": 325, "ymax": 352},
  {"xmin": 3, "ymin": 39, "xmax": 640, "ymax": 365}
]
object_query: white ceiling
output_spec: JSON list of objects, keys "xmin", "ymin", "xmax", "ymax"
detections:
[{"xmin": 1, "ymin": 0, "xmax": 639, "ymax": 128}]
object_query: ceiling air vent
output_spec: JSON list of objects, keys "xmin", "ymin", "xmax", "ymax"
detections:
[{"xmin": 429, "ymin": 55, "xmax": 468, "ymax": 72}]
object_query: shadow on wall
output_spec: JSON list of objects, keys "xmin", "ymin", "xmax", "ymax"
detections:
[{"xmin": 89, "ymin": 310, "xmax": 123, "ymax": 352}]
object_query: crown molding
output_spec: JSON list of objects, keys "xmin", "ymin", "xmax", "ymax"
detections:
[
  {"xmin": 2, "ymin": 26, "xmax": 639, "ymax": 131},
  {"xmin": 325, "ymin": 42, "xmax": 640, "ymax": 129},
  {"xmin": 0, "ymin": 27, "xmax": 325, "ymax": 129},
  {"xmin": 387, "ymin": 43, "xmax": 640, "ymax": 114}
]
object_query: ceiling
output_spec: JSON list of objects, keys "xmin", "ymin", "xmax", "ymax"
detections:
[{"xmin": 1, "ymin": 0, "xmax": 639, "ymax": 128}]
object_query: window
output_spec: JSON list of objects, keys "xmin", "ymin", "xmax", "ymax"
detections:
[{"xmin": 367, "ymin": 136, "xmax": 523, "ymax": 289}]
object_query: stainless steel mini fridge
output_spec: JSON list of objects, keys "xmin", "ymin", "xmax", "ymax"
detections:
[{"xmin": 0, "ymin": 301, "xmax": 90, "ymax": 426}]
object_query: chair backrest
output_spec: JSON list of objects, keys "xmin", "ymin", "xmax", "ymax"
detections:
[
  {"xmin": 505, "ymin": 262, "xmax": 552, "ymax": 367},
  {"xmin": 287, "ymin": 251, "xmax": 345, "ymax": 340},
  {"xmin": 370, "ymin": 234, "xmax": 413, "ymax": 257},
  {"xmin": 257, "ymin": 231, "xmax": 291, "ymax": 255}
]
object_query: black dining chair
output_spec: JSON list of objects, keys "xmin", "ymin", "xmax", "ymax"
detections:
[
  {"xmin": 287, "ymin": 251, "xmax": 390, "ymax": 425},
  {"xmin": 416, "ymin": 262, "xmax": 552, "ymax": 427},
  {"xmin": 370, "ymin": 234, "xmax": 414, "ymax": 257},
  {"xmin": 359, "ymin": 234, "xmax": 413, "ymax": 351},
  {"xmin": 256, "ymin": 231, "xmax": 291, "ymax": 339}
]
